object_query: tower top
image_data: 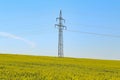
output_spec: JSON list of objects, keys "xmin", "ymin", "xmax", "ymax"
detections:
[{"xmin": 60, "ymin": 10, "xmax": 62, "ymax": 17}]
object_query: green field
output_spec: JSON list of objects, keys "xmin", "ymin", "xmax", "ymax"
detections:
[{"xmin": 0, "ymin": 54, "xmax": 120, "ymax": 80}]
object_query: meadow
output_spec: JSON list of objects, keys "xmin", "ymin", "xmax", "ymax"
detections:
[{"xmin": 0, "ymin": 54, "xmax": 120, "ymax": 80}]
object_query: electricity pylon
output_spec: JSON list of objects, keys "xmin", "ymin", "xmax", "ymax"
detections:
[{"xmin": 55, "ymin": 10, "xmax": 67, "ymax": 57}]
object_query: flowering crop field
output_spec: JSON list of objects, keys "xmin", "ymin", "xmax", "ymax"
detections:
[{"xmin": 0, "ymin": 54, "xmax": 120, "ymax": 80}]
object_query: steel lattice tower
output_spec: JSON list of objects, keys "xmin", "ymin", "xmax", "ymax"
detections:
[{"xmin": 55, "ymin": 10, "xmax": 67, "ymax": 57}]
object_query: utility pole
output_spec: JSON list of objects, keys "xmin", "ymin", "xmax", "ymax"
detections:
[{"xmin": 55, "ymin": 10, "xmax": 67, "ymax": 57}]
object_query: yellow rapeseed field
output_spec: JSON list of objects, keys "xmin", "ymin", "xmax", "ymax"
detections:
[{"xmin": 0, "ymin": 54, "xmax": 120, "ymax": 80}]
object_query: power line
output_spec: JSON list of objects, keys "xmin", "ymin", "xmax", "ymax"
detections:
[
  {"xmin": 66, "ymin": 30, "xmax": 120, "ymax": 38},
  {"xmin": 67, "ymin": 23, "xmax": 120, "ymax": 30}
]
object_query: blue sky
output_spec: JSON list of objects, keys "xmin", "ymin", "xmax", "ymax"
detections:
[{"xmin": 0, "ymin": 0, "xmax": 120, "ymax": 60}]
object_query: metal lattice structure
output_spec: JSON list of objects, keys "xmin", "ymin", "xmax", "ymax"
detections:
[{"xmin": 55, "ymin": 10, "xmax": 67, "ymax": 57}]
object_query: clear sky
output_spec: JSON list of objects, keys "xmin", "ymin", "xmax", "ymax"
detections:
[{"xmin": 0, "ymin": 0, "xmax": 120, "ymax": 60}]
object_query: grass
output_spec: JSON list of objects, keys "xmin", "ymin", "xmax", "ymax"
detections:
[{"xmin": 0, "ymin": 54, "xmax": 120, "ymax": 80}]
